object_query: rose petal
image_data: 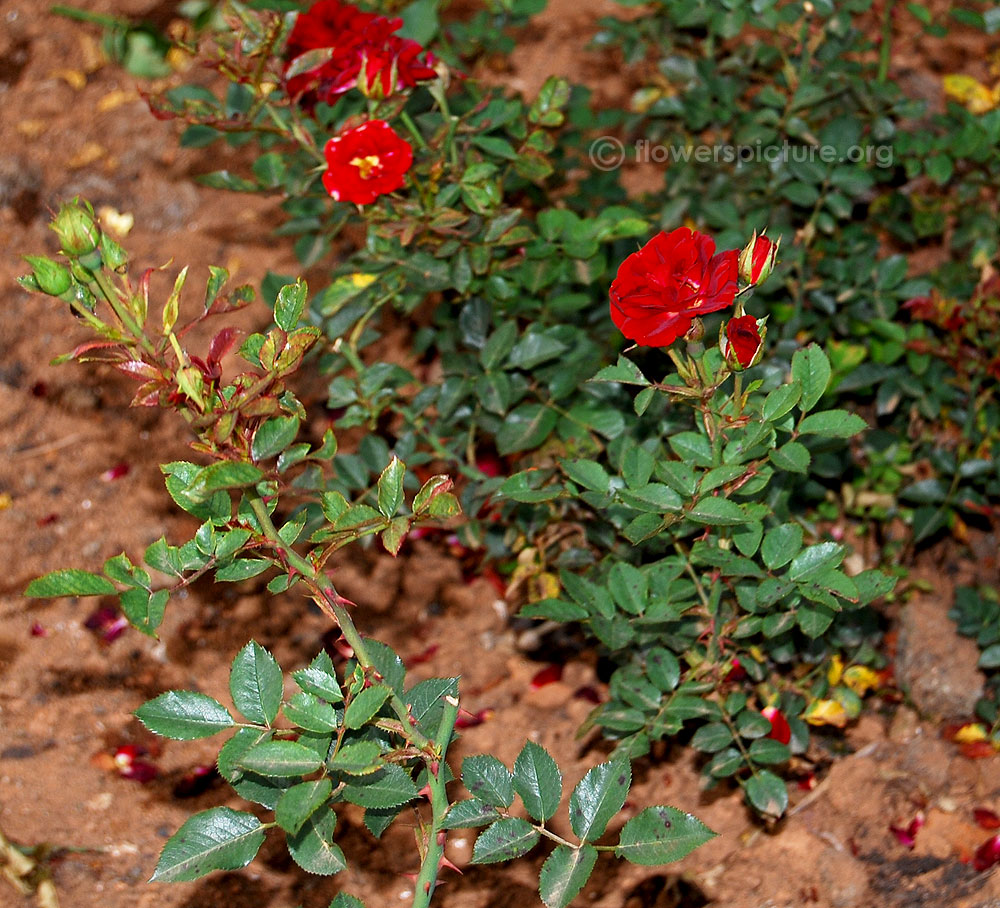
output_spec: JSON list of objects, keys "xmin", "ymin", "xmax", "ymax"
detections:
[
  {"xmin": 974, "ymin": 834, "xmax": 1000, "ymax": 872},
  {"xmin": 974, "ymin": 808, "xmax": 1000, "ymax": 830},
  {"xmin": 101, "ymin": 462, "xmax": 130, "ymax": 481},
  {"xmin": 761, "ymin": 706, "xmax": 792, "ymax": 745},
  {"xmin": 529, "ymin": 664, "xmax": 563, "ymax": 690}
]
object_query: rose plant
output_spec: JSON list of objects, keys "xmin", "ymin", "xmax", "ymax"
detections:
[
  {"xmin": 21, "ymin": 200, "xmax": 715, "ymax": 905},
  {"xmin": 18, "ymin": 0, "xmax": 945, "ymax": 900}
]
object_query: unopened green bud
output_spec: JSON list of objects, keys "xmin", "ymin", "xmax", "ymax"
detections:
[
  {"xmin": 99, "ymin": 231, "xmax": 128, "ymax": 271},
  {"xmin": 51, "ymin": 199, "xmax": 100, "ymax": 257},
  {"xmin": 24, "ymin": 255, "xmax": 73, "ymax": 296}
]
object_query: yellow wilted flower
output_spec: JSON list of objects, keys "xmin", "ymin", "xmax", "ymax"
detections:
[
  {"xmin": 803, "ymin": 698, "xmax": 849, "ymax": 728},
  {"xmin": 842, "ymin": 665, "xmax": 880, "ymax": 696},
  {"xmin": 953, "ymin": 723, "xmax": 989, "ymax": 744},
  {"xmin": 827, "ymin": 654, "xmax": 844, "ymax": 686},
  {"xmin": 943, "ymin": 74, "xmax": 1000, "ymax": 114}
]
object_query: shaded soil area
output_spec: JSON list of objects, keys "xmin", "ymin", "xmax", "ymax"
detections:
[{"xmin": 1, "ymin": 2, "xmax": 999, "ymax": 907}]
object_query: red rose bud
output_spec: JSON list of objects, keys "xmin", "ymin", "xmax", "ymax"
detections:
[
  {"xmin": 322, "ymin": 120, "xmax": 413, "ymax": 205},
  {"xmin": 609, "ymin": 227, "xmax": 738, "ymax": 348},
  {"xmin": 721, "ymin": 314, "xmax": 766, "ymax": 370},
  {"xmin": 738, "ymin": 232, "xmax": 780, "ymax": 286},
  {"xmin": 761, "ymin": 706, "xmax": 792, "ymax": 745}
]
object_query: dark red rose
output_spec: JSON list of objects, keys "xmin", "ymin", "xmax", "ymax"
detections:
[
  {"xmin": 738, "ymin": 232, "xmax": 779, "ymax": 284},
  {"xmin": 322, "ymin": 120, "xmax": 413, "ymax": 205},
  {"xmin": 609, "ymin": 227, "xmax": 738, "ymax": 347},
  {"xmin": 284, "ymin": 0, "xmax": 436, "ymax": 103},
  {"xmin": 725, "ymin": 315, "xmax": 764, "ymax": 368}
]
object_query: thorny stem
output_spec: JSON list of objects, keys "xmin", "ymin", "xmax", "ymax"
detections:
[
  {"xmin": 411, "ymin": 694, "xmax": 460, "ymax": 908},
  {"xmin": 248, "ymin": 495, "xmax": 433, "ymax": 751}
]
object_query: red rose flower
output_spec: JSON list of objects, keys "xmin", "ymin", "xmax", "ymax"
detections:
[
  {"xmin": 724, "ymin": 314, "xmax": 764, "ymax": 369},
  {"xmin": 322, "ymin": 120, "xmax": 413, "ymax": 205},
  {"xmin": 737, "ymin": 232, "xmax": 780, "ymax": 285},
  {"xmin": 609, "ymin": 227, "xmax": 738, "ymax": 348},
  {"xmin": 284, "ymin": 0, "xmax": 436, "ymax": 103}
]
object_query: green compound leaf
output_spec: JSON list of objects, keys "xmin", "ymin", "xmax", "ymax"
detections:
[
  {"xmin": 614, "ymin": 807, "xmax": 717, "ymax": 865},
  {"xmin": 539, "ymin": 844, "xmax": 599, "ymax": 908},
  {"xmin": 287, "ymin": 806, "xmax": 346, "ymax": 875},
  {"xmin": 343, "ymin": 684, "xmax": 392, "ymax": 730},
  {"xmin": 274, "ymin": 278, "xmax": 307, "ymax": 332},
  {"xmin": 797, "ymin": 409, "xmax": 868, "ymax": 438},
  {"xmin": 471, "ymin": 817, "xmax": 540, "ymax": 864},
  {"xmin": 135, "ymin": 690, "xmax": 234, "ymax": 740},
  {"xmin": 328, "ymin": 895, "xmax": 366, "ymax": 908},
  {"xmin": 252, "ymin": 415, "xmax": 300, "ymax": 462},
  {"xmin": 236, "ymin": 740, "xmax": 323, "ymax": 777},
  {"xmin": 462, "ymin": 754, "xmax": 515, "ymax": 808},
  {"xmin": 275, "ymin": 779, "xmax": 333, "ymax": 835},
  {"xmin": 230, "ymin": 640, "xmax": 283, "ymax": 725},
  {"xmin": 761, "ymin": 523, "xmax": 804, "ymax": 571},
  {"xmin": 25, "ymin": 569, "xmax": 116, "ymax": 598},
  {"xmin": 151, "ymin": 807, "xmax": 264, "ymax": 882},
  {"xmin": 186, "ymin": 461, "xmax": 264, "ymax": 500},
  {"xmin": 791, "ymin": 344, "xmax": 831, "ymax": 412},
  {"xmin": 328, "ymin": 740, "xmax": 383, "ymax": 775},
  {"xmin": 512, "ymin": 741, "xmax": 562, "ymax": 822},
  {"xmin": 761, "ymin": 381, "xmax": 802, "ymax": 422},
  {"xmin": 376, "ymin": 455, "xmax": 405, "ymax": 517},
  {"xmin": 569, "ymin": 759, "xmax": 631, "ymax": 841},
  {"xmin": 744, "ymin": 770, "xmax": 789, "ymax": 818},
  {"xmin": 496, "ymin": 403, "xmax": 558, "ymax": 455},
  {"xmin": 687, "ymin": 496, "xmax": 747, "ymax": 526},
  {"xmin": 441, "ymin": 798, "xmax": 501, "ymax": 830},
  {"xmin": 341, "ymin": 764, "xmax": 419, "ymax": 809}
]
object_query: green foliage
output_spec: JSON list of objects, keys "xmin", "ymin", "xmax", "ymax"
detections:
[{"xmin": 448, "ymin": 747, "xmax": 715, "ymax": 903}]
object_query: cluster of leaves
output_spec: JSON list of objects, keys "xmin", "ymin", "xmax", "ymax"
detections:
[
  {"xmin": 596, "ymin": 0, "xmax": 1000, "ymax": 543},
  {"xmin": 950, "ymin": 586, "xmax": 1000, "ymax": 746},
  {"xmin": 503, "ymin": 344, "xmax": 895, "ymax": 815},
  {"xmin": 87, "ymin": 0, "xmax": 909, "ymax": 819},
  {"xmin": 22, "ymin": 199, "xmax": 714, "ymax": 904}
]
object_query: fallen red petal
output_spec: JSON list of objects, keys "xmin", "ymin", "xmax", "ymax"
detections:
[
  {"xmin": 573, "ymin": 685, "xmax": 602, "ymax": 704},
  {"xmin": 889, "ymin": 812, "xmax": 925, "ymax": 849},
  {"xmin": 960, "ymin": 741, "xmax": 996, "ymax": 759},
  {"xmin": 530, "ymin": 664, "xmax": 563, "ymax": 690},
  {"xmin": 36, "ymin": 512, "xmax": 59, "ymax": 527},
  {"xmin": 29, "ymin": 621, "xmax": 48, "ymax": 637},
  {"xmin": 173, "ymin": 765, "xmax": 220, "ymax": 798},
  {"xmin": 101, "ymin": 462, "xmax": 131, "ymax": 481},
  {"xmin": 761, "ymin": 706, "xmax": 792, "ymax": 745},
  {"xmin": 405, "ymin": 644, "xmax": 439, "ymax": 667},
  {"xmin": 454, "ymin": 708, "xmax": 494, "ymax": 729},
  {"xmin": 974, "ymin": 834, "xmax": 1000, "ymax": 872},
  {"xmin": 974, "ymin": 808, "xmax": 1000, "ymax": 830}
]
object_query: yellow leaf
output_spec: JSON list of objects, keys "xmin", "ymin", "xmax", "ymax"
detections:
[
  {"xmin": 842, "ymin": 665, "xmax": 880, "ymax": 696},
  {"xmin": 0, "ymin": 492, "xmax": 12, "ymax": 511},
  {"xmin": 50, "ymin": 68, "xmax": 87, "ymax": 90},
  {"xmin": 97, "ymin": 89, "xmax": 139, "ymax": 113},
  {"xmin": 954, "ymin": 723, "xmax": 988, "ymax": 744},
  {"xmin": 530, "ymin": 571, "xmax": 561, "ymax": 602},
  {"xmin": 803, "ymin": 698, "xmax": 849, "ymax": 728},
  {"xmin": 350, "ymin": 273, "xmax": 377, "ymax": 289},
  {"xmin": 67, "ymin": 142, "xmax": 105, "ymax": 169},
  {"xmin": 943, "ymin": 74, "xmax": 1000, "ymax": 113},
  {"xmin": 827, "ymin": 654, "xmax": 844, "ymax": 686}
]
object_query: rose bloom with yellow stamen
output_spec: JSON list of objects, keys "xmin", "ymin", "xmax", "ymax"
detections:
[{"xmin": 322, "ymin": 120, "xmax": 413, "ymax": 205}]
